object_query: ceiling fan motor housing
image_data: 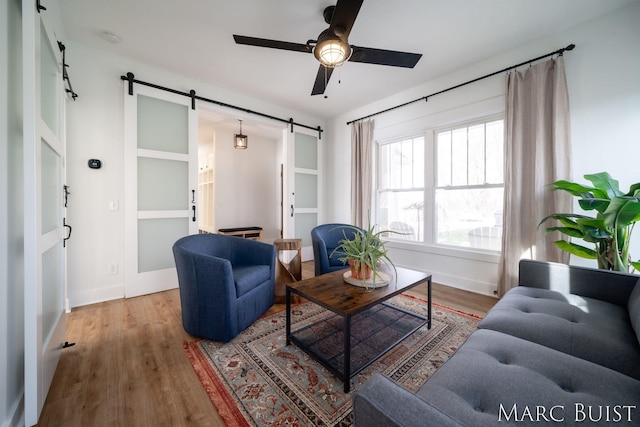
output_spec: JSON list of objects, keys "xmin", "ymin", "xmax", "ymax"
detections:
[{"xmin": 323, "ymin": 5, "xmax": 336, "ymax": 24}]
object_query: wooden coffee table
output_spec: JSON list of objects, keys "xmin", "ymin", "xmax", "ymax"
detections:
[{"xmin": 286, "ymin": 267, "xmax": 432, "ymax": 392}]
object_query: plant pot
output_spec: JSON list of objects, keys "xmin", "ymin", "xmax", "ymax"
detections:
[{"xmin": 348, "ymin": 259, "xmax": 371, "ymax": 280}]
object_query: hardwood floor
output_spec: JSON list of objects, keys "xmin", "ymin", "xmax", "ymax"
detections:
[{"xmin": 36, "ymin": 262, "xmax": 496, "ymax": 426}]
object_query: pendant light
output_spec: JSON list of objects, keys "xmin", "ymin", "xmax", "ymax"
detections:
[{"xmin": 234, "ymin": 119, "xmax": 248, "ymax": 150}]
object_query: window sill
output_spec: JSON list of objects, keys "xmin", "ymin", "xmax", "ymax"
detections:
[{"xmin": 384, "ymin": 239, "xmax": 501, "ymax": 264}]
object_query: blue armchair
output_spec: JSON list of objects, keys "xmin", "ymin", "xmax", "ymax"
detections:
[
  {"xmin": 172, "ymin": 233, "xmax": 276, "ymax": 342},
  {"xmin": 311, "ymin": 223, "xmax": 363, "ymax": 276}
]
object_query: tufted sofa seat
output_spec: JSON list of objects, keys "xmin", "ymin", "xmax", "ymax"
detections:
[
  {"xmin": 353, "ymin": 260, "xmax": 640, "ymax": 426},
  {"xmin": 477, "ymin": 286, "xmax": 640, "ymax": 379}
]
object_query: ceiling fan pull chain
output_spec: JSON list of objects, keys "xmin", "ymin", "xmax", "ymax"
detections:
[{"xmin": 322, "ymin": 66, "xmax": 329, "ymax": 98}]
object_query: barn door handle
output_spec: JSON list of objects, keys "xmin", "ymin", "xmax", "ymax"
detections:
[
  {"xmin": 290, "ymin": 204, "xmax": 294, "ymax": 218},
  {"xmin": 63, "ymin": 218, "xmax": 72, "ymax": 247},
  {"xmin": 192, "ymin": 206, "xmax": 196, "ymax": 222}
]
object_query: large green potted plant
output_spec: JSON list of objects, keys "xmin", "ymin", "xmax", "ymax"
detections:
[
  {"xmin": 539, "ymin": 172, "xmax": 640, "ymax": 273},
  {"xmin": 330, "ymin": 224, "xmax": 400, "ymax": 287}
]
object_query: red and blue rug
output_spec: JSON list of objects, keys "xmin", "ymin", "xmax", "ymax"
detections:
[{"xmin": 183, "ymin": 295, "xmax": 480, "ymax": 427}]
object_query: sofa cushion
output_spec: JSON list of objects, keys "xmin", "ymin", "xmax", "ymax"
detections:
[
  {"xmin": 353, "ymin": 374, "xmax": 465, "ymax": 427},
  {"xmin": 478, "ymin": 286, "xmax": 640, "ymax": 380},
  {"xmin": 416, "ymin": 329, "xmax": 640, "ymax": 426},
  {"xmin": 233, "ymin": 265, "xmax": 271, "ymax": 297},
  {"xmin": 629, "ymin": 280, "xmax": 640, "ymax": 344}
]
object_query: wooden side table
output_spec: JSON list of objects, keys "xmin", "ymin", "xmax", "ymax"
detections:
[{"xmin": 273, "ymin": 238, "xmax": 302, "ymax": 304}]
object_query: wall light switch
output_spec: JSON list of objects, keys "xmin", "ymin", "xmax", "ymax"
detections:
[
  {"xmin": 109, "ymin": 200, "xmax": 119, "ymax": 211},
  {"xmin": 107, "ymin": 263, "xmax": 118, "ymax": 275}
]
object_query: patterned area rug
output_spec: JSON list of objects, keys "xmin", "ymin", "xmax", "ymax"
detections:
[{"xmin": 183, "ymin": 295, "xmax": 480, "ymax": 427}]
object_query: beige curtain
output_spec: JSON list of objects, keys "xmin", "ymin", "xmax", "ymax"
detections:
[
  {"xmin": 351, "ymin": 119, "xmax": 375, "ymax": 228},
  {"xmin": 498, "ymin": 57, "xmax": 572, "ymax": 296}
]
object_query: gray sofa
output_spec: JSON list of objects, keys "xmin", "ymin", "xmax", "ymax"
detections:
[{"xmin": 353, "ymin": 260, "xmax": 640, "ymax": 426}]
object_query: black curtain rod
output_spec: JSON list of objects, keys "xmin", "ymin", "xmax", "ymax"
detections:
[
  {"xmin": 346, "ymin": 43, "xmax": 575, "ymax": 125},
  {"xmin": 120, "ymin": 73, "xmax": 324, "ymax": 139}
]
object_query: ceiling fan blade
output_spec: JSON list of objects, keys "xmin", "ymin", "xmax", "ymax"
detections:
[
  {"xmin": 233, "ymin": 34, "xmax": 312, "ymax": 53},
  {"xmin": 349, "ymin": 46, "xmax": 422, "ymax": 68},
  {"xmin": 329, "ymin": 0, "xmax": 364, "ymax": 39},
  {"xmin": 311, "ymin": 65, "xmax": 334, "ymax": 96}
]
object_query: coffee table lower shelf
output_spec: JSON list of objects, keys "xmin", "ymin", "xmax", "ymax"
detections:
[{"xmin": 286, "ymin": 302, "xmax": 429, "ymax": 393}]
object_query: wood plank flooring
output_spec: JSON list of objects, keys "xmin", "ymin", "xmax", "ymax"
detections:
[{"xmin": 36, "ymin": 262, "xmax": 496, "ymax": 426}]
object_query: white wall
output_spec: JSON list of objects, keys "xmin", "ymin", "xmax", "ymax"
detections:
[
  {"xmin": 64, "ymin": 41, "xmax": 325, "ymax": 308},
  {"xmin": 563, "ymin": 1, "xmax": 640, "ymax": 271},
  {"xmin": 325, "ymin": 2, "xmax": 640, "ymax": 295}
]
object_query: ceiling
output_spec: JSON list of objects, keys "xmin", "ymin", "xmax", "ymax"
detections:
[{"xmin": 59, "ymin": 0, "xmax": 636, "ymax": 121}]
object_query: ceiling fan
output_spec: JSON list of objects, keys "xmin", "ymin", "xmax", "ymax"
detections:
[{"xmin": 233, "ymin": 0, "xmax": 422, "ymax": 96}]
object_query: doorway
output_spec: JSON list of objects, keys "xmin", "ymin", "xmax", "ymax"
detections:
[{"xmin": 196, "ymin": 108, "xmax": 285, "ymax": 242}]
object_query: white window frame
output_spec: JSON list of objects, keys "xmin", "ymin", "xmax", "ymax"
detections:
[
  {"xmin": 431, "ymin": 114, "xmax": 504, "ymax": 251},
  {"xmin": 375, "ymin": 113, "xmax": 504, "ymax": 256},
  {"xmin": 376, "ymin": 134, "xmax": 426, "ymax": 242}
]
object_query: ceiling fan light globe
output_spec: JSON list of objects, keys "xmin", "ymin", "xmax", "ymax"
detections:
[{"xmin": 314, "ymin": 38, "xmax": 350, "ymax": 68}]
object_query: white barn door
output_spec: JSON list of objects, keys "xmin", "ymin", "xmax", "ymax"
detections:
[
  {"xmin": 123, "ymin": 84, "xmax": 198, "ymax": 298},
  {"xmin": 23, "ymin": 4, "xmax": 67, "ymax": 425},
  {"xmin": 284, "ymin": 129, "xmax": 322, "ymax": 261}
]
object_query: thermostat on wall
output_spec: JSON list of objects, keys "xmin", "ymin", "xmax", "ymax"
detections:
[{"xmin": 88, "ymin": 159, "xmax": 102, "ymax": 169}]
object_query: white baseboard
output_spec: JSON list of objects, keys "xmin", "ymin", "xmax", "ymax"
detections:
[
  {"xmin": 432, "ymin": 271, "xmax": 498, "ymax": 297},
  {"xmin": 68, "ymin": 283, "xmax": 125, "ymax": 308},
  {"xmin": 395, "ymin": 263, "xmax": 498, "ymax": 297}
]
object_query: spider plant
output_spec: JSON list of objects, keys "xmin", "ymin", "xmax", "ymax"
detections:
[{"xmin": 330, "ymin": 224, "xmax": 402, "ymax": 284}]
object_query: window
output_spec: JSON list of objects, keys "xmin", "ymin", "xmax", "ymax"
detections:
[
  {"xmin": 377, "ymin": 136, "xmax": 425, "ymax": 242},
  {"xmin": 435, "ymin": 119, "xmax": 504, "ymax": 250},
  {"xmin": 376, "ymin": 117, "xmax": 504, "ymax": 251}
]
